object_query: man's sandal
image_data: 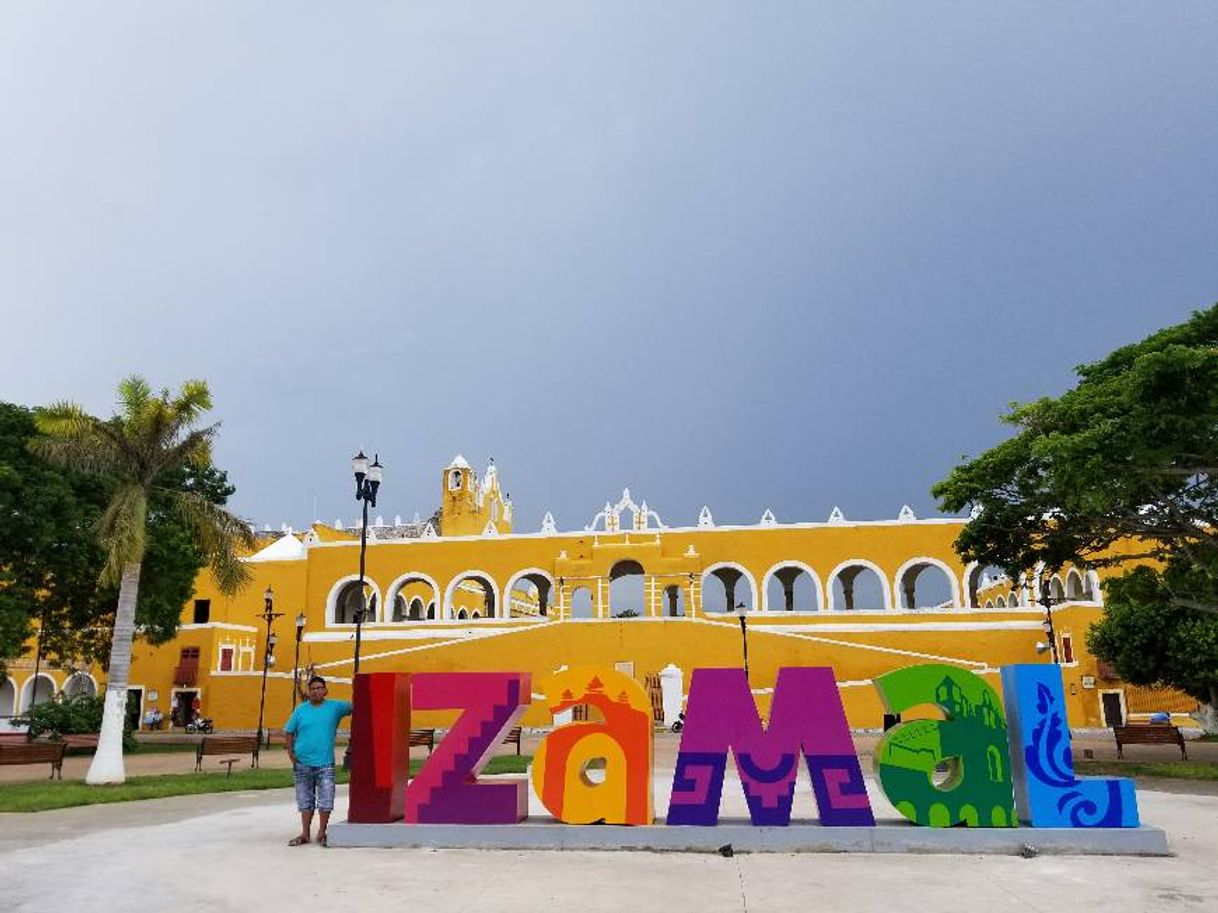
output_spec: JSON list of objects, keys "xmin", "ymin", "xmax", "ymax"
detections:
[
  {"xmin": 288, "ymin": 836, "xmax": 310, "ymax": 846},
  {"xmin": 318, "ymin": 834, "xmax": 328, "ymax": 848}
]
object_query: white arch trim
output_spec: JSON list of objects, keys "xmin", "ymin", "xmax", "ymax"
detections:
[
  {"xmin": 893, "ymin": 556, "xmax": 962, "ymax": 609},
  {"xmin": 759, "ymin": 561, "xmax": 825, "ymax": 612},
  {"xmin": 324, "ymin": 574, "xmax": 385, "ymax": 626},
  {"xmin": 383, "ymin": 571, "xmax": 442, "ymax": 622},
  {"xmin": 1086, "ymin": 569, "xmax": 1103, "ymax": 602},
  {"xmin": 825, "ymin": 558, "xmax": 894, "ymax": 611},
  {"xmin": 504, "ymin": 567, "xmax": 557, "ymax": 620},
  {"xmin": 62, "ymin": 671, "xmax": 99, "ymax": 696},
  {"xmin": 700, "ymin": 562, "xmax": 760, "ymax": 613},
  {"xmin": 443, "ymin": 570, "xmax": 501, "ymax": 620},
  {"xmin": 20, "ymin": 672, "xmax": 58, "ymax": 712}
]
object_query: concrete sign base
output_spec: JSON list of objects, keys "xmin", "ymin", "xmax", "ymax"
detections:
[{"xmin": 328, "ymin": 820, "xmax": 1170, "ymax": 856}]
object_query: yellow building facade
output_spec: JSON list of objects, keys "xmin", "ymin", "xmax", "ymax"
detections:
[{"xmin": 2, "ymin": 456, "xmax": 1188, "ymax": 734}]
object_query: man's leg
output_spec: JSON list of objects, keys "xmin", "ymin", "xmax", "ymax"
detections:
[
  {"xmin": 291, "ymin": 764, "xmax": 316, "ymax": 845},
  {"xmin": 316, "ymin": 764, "xmax": 337, "ymax": 845}
]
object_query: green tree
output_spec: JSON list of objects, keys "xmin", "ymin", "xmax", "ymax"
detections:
[
  {"xmin": 32, "ymin": 376, "xmax": 253, "ymax": 783},
  {"xmin": 933, "ymin": 304, "xmax": 1218, "ymax": 731},
  {"xmin": 1086, "ymin": 564, "xmax": 1218, "ymax": 731},
  {"xmin": 0, "ymin": 404, "xmax": 241, "ymax": 678}
]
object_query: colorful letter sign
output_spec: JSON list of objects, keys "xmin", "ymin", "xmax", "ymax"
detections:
[
  {"xmin": 347, "ymin": 663, "xmax": 1145, "ymax": 836},
  {"xmin": 403, "ymin": 672, "xmax": 531, "ymax": 824},
  {"xmin": 1001, "ymin": 664, "xmax": 1139, "ymax": 827},
  {"xmin": 348, "ymin": 672, "xmax": 412, "ymax": 823},
  {"xmin": 667, "ymin": 667, "xmax": 873, "ymax": 827},
  {"xmin": 873, "ymin": 664, "xmax": 1017, "ymax": 827},
  {"xmin": 531, "ymin": 666, "xmax": 654, "ymax": 824}
]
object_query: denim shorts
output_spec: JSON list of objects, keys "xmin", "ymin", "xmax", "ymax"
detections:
[{"xmin": 293, "ymin": 763, "xmax": 336, "ymax": 812}]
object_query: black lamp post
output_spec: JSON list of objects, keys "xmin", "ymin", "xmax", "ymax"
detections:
[
  {"xmin": 292, "ymin": 611, "xmax": 306, "ymax": 710},
  {"xmin": 1038, "ymin": 577, "xmax": 1060, "ymax": 664},
  {"xmin": 735, "ymin": 601, "xmax": 750, "ymax": 682},
  {"xmin": 350, "ymin": 451, "xmax": 383, "ymax": 679},
  {"xmin": 256, "ymin": 585, "xmax": 283, "ymax": 750}
]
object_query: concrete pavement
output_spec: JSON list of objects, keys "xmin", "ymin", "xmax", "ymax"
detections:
[{"xmin": 2, "ymin": 750, "xmax": 1217, "ymax": 912}]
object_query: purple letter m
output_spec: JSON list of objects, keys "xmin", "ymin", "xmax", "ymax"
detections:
[{"xmin": 666, "ymin": 667, "xmax": 873, "ymax": 827}]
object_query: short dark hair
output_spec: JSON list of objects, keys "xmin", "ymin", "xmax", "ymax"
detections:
[{"xmin": 308, "ymin": 675, "xmax": 326, "ymax": 687}]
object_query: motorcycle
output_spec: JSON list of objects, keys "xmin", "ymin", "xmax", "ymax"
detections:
[{"xmin": 185, "ymin": 715, "xmax": 214, "ymax": 734}]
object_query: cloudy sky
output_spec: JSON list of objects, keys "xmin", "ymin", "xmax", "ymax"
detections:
[{"xmin": 1, "ymin": 4, "xmax": 1215, "ymax": 532}]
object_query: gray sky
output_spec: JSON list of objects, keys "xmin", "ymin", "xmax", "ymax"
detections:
[{"xmin": 2, "ymin": 3, "xmax": 1215, "ymax": 532}]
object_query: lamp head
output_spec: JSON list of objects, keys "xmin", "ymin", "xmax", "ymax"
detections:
[
  {"xmin": 295, "ymin": 612, "xmax": 307, "ymax": 631},
  {"xmin": 735, "ymin": 601, "xmax": 747, "ymax": 618},
  {"xmin": 1035, "ymin": 641, "xmax": 1052, "ymax": 654},
  {"xmin": 367, "ymin": 455, "xmax": 383, "ymax": 506},
  {"xmin": 263, "ymin": 585, "xmax": 274, "ymax": 608},
  {"xmin": 268, "ymin": 632, "xmax": 278, "ymax": 649}
]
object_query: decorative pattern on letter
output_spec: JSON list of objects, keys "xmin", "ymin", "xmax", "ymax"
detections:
[
  {"xmin": 873, "ymin": 664, "xmax": 1016, "ymax": 828},
  {"xmin": 403, "ymin": 672, "xmax": 531, "ymax": 824},
  {"xmin": 531, "ymin": 667, "xmax": 654, "ymax": 824},
  {"xmin": 667, "ymin": 667, "xmax": 873, "ymax": 827},
  {"xmin": 1001, "ymin": 664, "xmax": 1139, "ymax": 828}
]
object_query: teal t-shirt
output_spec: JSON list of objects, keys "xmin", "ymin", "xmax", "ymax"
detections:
[{"xmin": 284, "ymin": 699, "xmax": 352, "ymax": 766}]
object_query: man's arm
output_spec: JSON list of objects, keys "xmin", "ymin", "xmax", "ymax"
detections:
[{"xmin": 285, "ymin": 731, "xmax": 297, "ymax": 765}]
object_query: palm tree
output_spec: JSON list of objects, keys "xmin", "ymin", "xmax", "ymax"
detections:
[{"xmin": 31, "ymin": 376, "xmax": 253, "ymax": 784}]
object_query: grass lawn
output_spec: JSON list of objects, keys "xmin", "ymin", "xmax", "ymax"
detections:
[
  {"xmin": 0, "ymin": 754, "xmax": 532, "ymax": 813},
  {"xmin": 1075, "ymin": 759, "xmax": 1218, "ymax": 781}
]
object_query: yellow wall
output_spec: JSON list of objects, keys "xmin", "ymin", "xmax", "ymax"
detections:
[{"xmin": 5, "ymin": 463, "xmax": 1186, "ymax": 734}]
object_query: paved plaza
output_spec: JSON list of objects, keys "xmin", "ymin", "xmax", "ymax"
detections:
[{"xmin": 2, "ymin": 734, "xmax": 1216, "ymax": 912}]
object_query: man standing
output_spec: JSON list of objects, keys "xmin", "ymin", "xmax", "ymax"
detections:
[{"xmin": 284, "ymin": 675, "xmax": 351, "ymax": 847}]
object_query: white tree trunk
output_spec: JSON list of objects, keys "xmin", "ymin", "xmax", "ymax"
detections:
[
  {"xmin": 86, "ymin": 562, "xmax": 142, "ymax": 785},
  {"xmin": 1193, "ymin": 686, "xmax": 1218, "ymax": 736}
]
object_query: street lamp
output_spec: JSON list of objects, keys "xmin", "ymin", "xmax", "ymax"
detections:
[
  {"xmin": 1038, "ymin": 577, "xmax": 1060, "ymax": 664},
  {"xmin": 256, "ymin": 585, "xmax": 283, "ymax": 750},
  {"xmin": 735, "ymin": 601, "xmax": 750, "ymax": 683},
  {"xmin": 350, "ymin": 451, "xmax": 383, "ymax": 679},
  {"xmin": 292, "ymin": 611, "xmax": 306, "ymax": 710}
]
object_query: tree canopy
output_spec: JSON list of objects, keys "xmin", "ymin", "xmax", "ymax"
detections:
[
  {"xmin": 933, "ymin": 304, "xmax": 1218, "ymax": 728},
  {"xmin": 0, "ymin": 398, "xmax": 245, "ymax": 677},
  {"xmin": 933, "ymin": 304, "xmax": 1218, "ymax": 578}
]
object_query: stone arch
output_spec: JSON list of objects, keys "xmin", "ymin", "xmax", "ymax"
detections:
[
  {"xmin": 1065, "ymin": 569, "xmax": 1085, "ymax": 600},
  {"xmin": 569, "ymin": 585, "xmax": 595, "ymax": 619},
  {"xmin": 963, "ymin": 562, "xmax": 1008, "ymax": 608},
  {"xmin": 760, "ymin": 561, "xmax": 824, "ymax": 612},
  {"xmin": 995, "ymin": 594, "xmax": 1007, "ymax": 608},
  {"xmin": 700, "ymin": 562, "xmax": 758, "ymax": 613},
  {"xmin": 385, "ymin": 572, "xmax": 441, "ymax": 622},
  {"xmin": 984, "ymin": 599, "xmax": 994, "ymax": 608},
  {"xmin": 894, "ymin": 557, "xmax": 961, "ymax": 609},
  {"xmin": 20, "ymin": 673, "xmax": 56, "ymax": 712},
  {"xmin": 1049, "ymin": 574, "xmax": 1066, "ymax": 602},
  {"xmin": 1085, "ymin": 569, "xmax": 1102, "ymax": 602},
  {"xmin": 62, "ymin": 672, "xmax": 98, "ymax": 697},
  {"xmin": 505, "ymin": 568, "xmax": 556, "ymax": 619},
  {"xmin": 609, "ymin": 560, "xmax": 646, "ymax": 618},
  {"xmin": 0, "ymin": 677, "xmax": 15, "ymax": 717},
  {"xmin": 325, "ymin": 574, "xmax": 383, "ymax": 626},
  {"xmin": 826, "ymin": 559, "xmax": 892, "ymax": 611},
  {"xmin": 444, "ymin": 570, "xmax": 499, "ymax": 620}
]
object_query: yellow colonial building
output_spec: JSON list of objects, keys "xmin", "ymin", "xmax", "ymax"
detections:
[{"xmin": 1, "ymin": 456, "xmax": 1195, "ymax": 733}]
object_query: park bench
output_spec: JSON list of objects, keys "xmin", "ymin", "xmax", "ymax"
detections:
[
  {"xmin": 60, "ymin": 734, "xmax": 99, "ymax": 752},
  {"xmin": 502, "ymin": 726, "xmax": 522, "ymax": 755},
  {"xmin": 0, "ymin": 739, "xmax": 67, "ymax": 779},
  {"xmin": 410, "ymin": 728, "xmax": 435, "ymax": 755},
  {"xmin": 1114, "ymin": 724, "xmax": 1187, "ymax": 760},
  {"xmin": 194, "ymin": 734, "xmax": 260, "ymax": 772}
]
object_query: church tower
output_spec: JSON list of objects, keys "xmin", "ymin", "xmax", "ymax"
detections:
[{"xmin": 439, "ymin": 455, "xmax": 513, "ymax": 537}]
